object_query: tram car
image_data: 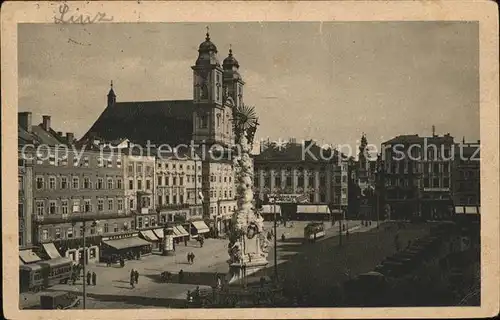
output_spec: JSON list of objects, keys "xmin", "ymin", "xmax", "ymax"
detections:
[
  {"xmin": 19, "ymin": 257, "xmax": 73, "ymax": 293},
  {"xmin": 304, "ymin": 222, "xmax": 326, "ymax": 242}
]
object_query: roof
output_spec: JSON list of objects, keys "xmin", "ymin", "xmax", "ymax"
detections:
[
  {"xmin": 81, "ymin": 100, "xmax": 195, "ymax": 146},
  {"xmin": 254, "ymin": 141, "xmax": 343, "ymax": 163},
  {"xmin": 18, "ymin": 124, "xmax": 67, "ymax": 147},
  {"xmin": 383, "ymin": 134, "xmax": 455, "ymax": 145}
]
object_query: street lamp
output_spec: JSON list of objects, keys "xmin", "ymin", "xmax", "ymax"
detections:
[
  {"xmin": 271, "ymin": 199, "xmax": 278, "ymax": 281},
  {"xmin": 71, "ymin": 217, "xmax": 99, "ymax": 310}
]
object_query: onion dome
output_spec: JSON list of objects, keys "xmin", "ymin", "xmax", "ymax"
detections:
[
  {"xmin": 195, "ymin": 29, "xmax": 220, "ymax": 66},
  {"xmin": 223, "ymin": 48, "xmax": 239, "ymax": 69}
]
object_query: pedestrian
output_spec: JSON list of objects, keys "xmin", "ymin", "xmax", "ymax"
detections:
[
  {"xmin": 173, "ymin": 241, "xmax": 176, "ymax": 252},
  {"xmin": 281, "ymin": 233, "xmax": 285, "ymax": 242},
  {"xmin": 130, "ymin": 269, "xmax": 135, "ymax": 282},
  {"xmin": 92, "ymin": 271, "xmax": 97, "ymax": 286},
  {"xmin": 191, "ymin": 252, "xmax": 196, "ymax": 264},
  {"xmin": 187, "ymin": 252, "xmax": 191, "ymax": 264},
  {"xmin": 130, "ymin": 275, "xmax": 135, "ymax": 288},
  {"xmin": 86, "ymin": 271, "xmax": 91, "ymax": 286},
  {"xmin": 134, "ymin": 270, "xmax": 139, "ymax": 284},
  {"xmin": 184, "ymin": 237, "xmax": 188, "ymax": 246}
]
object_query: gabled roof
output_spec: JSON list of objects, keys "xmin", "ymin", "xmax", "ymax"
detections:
[
  {"xmin": 81, "ymin": 100, "xmax": 195, "ymax": 146},
  {"xmin": 383, "ymin": 134, "xmax": 455, "ymax": 145}
]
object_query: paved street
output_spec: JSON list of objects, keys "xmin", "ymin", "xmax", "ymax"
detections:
[{"xmin": 20, "ymin": 220, "xmax": 428, "ymax": 309}]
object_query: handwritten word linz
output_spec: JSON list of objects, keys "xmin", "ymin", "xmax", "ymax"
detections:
[{"xmin": 54, "ymin": 4, "xmax": 114, "ymax": 24}]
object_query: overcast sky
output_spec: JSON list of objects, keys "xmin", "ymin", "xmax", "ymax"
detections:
[{"xmin": 19, "ymin": 21, "xmax": 479, "ymax": 153}]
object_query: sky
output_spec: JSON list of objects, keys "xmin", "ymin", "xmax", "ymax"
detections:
[{"xmin": 18, "ymin": 21, "xmax": 479, "ymax": 155}]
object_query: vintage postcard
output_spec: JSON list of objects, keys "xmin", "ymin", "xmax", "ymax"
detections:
[{"xmin": 1, "ymin": 0, "xmax": 499, "ymax": 319}]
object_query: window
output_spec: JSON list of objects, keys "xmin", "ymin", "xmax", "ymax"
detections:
[
  {"xmin": 108, "ymin": 199, "xmax": 113, "ymax": 211},
  {"xmin": 117, "ymin": 157, "xmax": 122, "ymax": 168},
  {"xmin": 18, "ymin": 176, "xmax": 23, "ymax": 191},
  {"xmin": 144, "ymin": 218, "xmax": 149, "ymax": 228},
  {"xmin": 129, "ymin": 179, "xmax": 134, "ymax": 190},
  {"xmin": 55, "ymin": 228, "xmax": 61, "ymax": 239},
  {"xmin": 84, "ymin": 199, "xmax": 92, "ymax": 212},
  {"xmin": 117, "ymin": 199, "xmax": 123, "ymax": 211},
  {"xmin": 104, "ymin": 223, "xmax": 109, "ymax": 233},
  {"xmin": 61, "ymin": 200, "xmax": 68, "ymax": 214},
  {"xmin": 131, "ymin": 220, "xmax": 135, "ymax": 230},
  {"xmin": 443, "ymin": 178, "xmax": 450, "ymax": 188},
  {"xmin": 42, "ymin": 229, "xmax": 48, "ymax": 241},
  {"xmin": 73, "ymin": 156, "xmax": 79, "ymax": 167},
  {"xmin": 107, "ymin": 159, "xmax": 112, "ymax": 168},
  {"xmin": 117, "ymin": 179, "xmax": 122, "ymax": 189},
  {"xmin": 286, "ymin": 177, "xmax": 292, "ymax": 187},
  {"xmin": 146, "ymin": 179, "xmax": 151, "ymax": 190},
  {"xmin": 97, "ymin": 157, "xmax": 103, "ymax": 167},
  {"xmin": 275, "ymin": 177, "xmax": 281, "ymax": 187},
  {"xmin": 36, "ymin": 177, "xmax": 44, "ymax": 190},
  {"xmin": 72, "ymin": 199, "xmax": 80, "ymax": 213},
  {"xmin": 97, "ymin": 178, "xmax": 104, "ymax": 190},
  {"xmin": 36, "ymin": 201, "xmax": 45, "ymax": 216},
  {"xmin": 137, "ymin": 164, "xmax": 143, "ymax": 174},
  {"xmin": 97, "ymin": 199, "xmax": 104, "ymax": 211},
  {"xmin": 128, "ymin": 164, "xmax": 133, "ymax": 175},
  {"xmin": 67, "ymin": 227, "xmax": 73, "ymax": 239},
  {"xmin": 443, "ymin": 163, "xmax": 449, "ymax": 173},
  {"xmin": 180, "ymin": 195, "xmax": 184, "ymax": 204},
  {"xmin": 166, "ymin": 177, "xmax": 170, "ymax": 186},
  {"xmin": 151, "ymin": 217, "xmax": 156, "ymax": 226},
  {"xmin": 158, "ymin": 162, "xmax": 162, "ymax": 169},
  {"xmin": 107, "ymin": 178, "xmax": 113, "ymax": 189},
  {"xmin": 137, "ymin": 179, "xmax": 142, "ymax": 190},
  {"xmin": 61, "ymin": 177, "xmax": 68, "ymax": 189},
  {"xmin": 433, "ymin": 163, "xmax": 440, "ymax": 173},
  {"xmin": 173, "ymin": 177, "xmax": 177, "ymax": 185},
  {"xmin": 129, "ymin": 199, "xmax": 134, "ymax": 210},
  {"xmin": 113, "ymin": 223, "xmax": 118, "ymax": 233},
  {"xmin": 72, "ymin": 177, "xmax": 79, "ymax": 189},
  {"xmin": 308, "ymin": 176, "xmax": 314, "ymax": 187},
  {"xmin": 138, "ymin": 217, "xmax": 143, "ymax": 229},
  {"xmin": 49, "ymin": 153, "xmax": 55, "ymax": 166},
  {"xmin": 424, "ymin": 163, "xmax": 429, "ymax": 173},
  {"xmin": 49, "ymin": 201, "xmax": 57, "ymax": 214},
  {"xmin": 84, "ymin": 177, "xmax": 91, "ymax": 189},
  {"xmin": 158, "ymin": 176, "xmax": 163, "ymax": 186},
  {"xmin": 173, "ymin": 195, "xmax": 177, "ymax": 204},
  {"xmin": 180, "ymin": 177, "xmax": 184, "ymax": 186},
  {"xmin": 83, "ymin": 156, "xmax": 89, "ymax": 167},
  {"xmin": 433, "ymin": 178, "xmax": 440, "ymax": 188}
]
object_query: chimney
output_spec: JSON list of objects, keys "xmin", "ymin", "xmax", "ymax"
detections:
[
  {"xmin": 57, "ymin": 131, "xmax": 63, "ymax": 137},
  {"xmin": 66, "ymin": 132, "xmax": 74, "ymax": 144},
  {"xmin": 18, "ymin": 112, "xmax": 32, "ymax": 133},
  {"xmin": 432, "ymin": 125, "xmax": 436, "ymax": 137},
  {"xmin": 42, "ymin": 115, "xmax": 51, "ymax": 131}
]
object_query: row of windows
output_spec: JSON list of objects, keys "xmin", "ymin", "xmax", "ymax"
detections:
[
  {"xmin": 157, "ymin": 176, "xmax": 202, "ymax": 186},
  {"xmin": 208, "ymin": 175, "xmax": 233, "ymax": 183},
  {"xmin": 385, "ymin": 178, "xmax": 450, "ymax": 188},
  {"xmin": 35, "ymin": 198, "xmax": 124, "ymax": 216},
  {"xmin": 36, "ymin": 154, "xmax": 122, "ymax": 168},
  {"xmin": 128, "ymin": 178, "xmax": 152, "ymax": 190},
  {"xmin": 35, "ymin": 176, "xmax": 122, "ymax": 191},
  {"xmin": 257, "ymin": 176, "xmax": 342, "ymax": 188},
  {"xmin": 157, "ymin": 162, "xmax": 201, "ymax": 171},
  {"xmin": 209, "ymin": 205, "xmax": 236, "ymax": 215},
  {"xmin": 127, "ymin": 164, "xmax": 154, "ymax": 175},
  {"xmin": 385, "ymin": 162, "xmax": 450, "ymax": 174}
]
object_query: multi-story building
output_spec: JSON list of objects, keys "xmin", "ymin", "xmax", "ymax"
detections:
[
  {"xmin": 381, "ymin": 130, "xmax": 455, "ymax": 220},
  {"xmin": 253, "ymin": 140, "xmax": 348, "ymax": 219},
  {"xmin": 18, "ymin": 147, "xmax": 34, "ymax": 249},
  {"xmin": 452, "ymin": 139, "xmax": 481, "ymax": 215},
  {"xmin": 18, "ymin": 112, "xmax": 135, "ymax": 264}
]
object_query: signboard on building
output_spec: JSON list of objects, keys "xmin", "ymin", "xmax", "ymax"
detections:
[{"xmin": 268, "ymin": 194, "xmax": 309, "ymax": 203}]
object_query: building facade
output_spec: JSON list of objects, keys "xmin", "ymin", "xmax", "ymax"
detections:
[
  {"xmin": 381, "ymin": 132, "xmax": 455, "ymax": 220},
  {"xmin": 18, "ymin": 149, "xmax": 34, "ymax": 248},
  {"xmin": 452, "ymin": 140, "xmax": 481, "ymax": 214},
  {"xmin": 253, "ymin": 140, "xmax": 348, "ymax": 216}
]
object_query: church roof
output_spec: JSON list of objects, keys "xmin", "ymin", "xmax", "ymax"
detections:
[{"xmin": 81, "ymin": 100, "xmax": 195, "ymax": 146}]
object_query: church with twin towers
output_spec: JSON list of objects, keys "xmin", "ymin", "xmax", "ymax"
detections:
[{"xmin": 82, "ymin": 29, "xmax": 247, "ymax": 223}]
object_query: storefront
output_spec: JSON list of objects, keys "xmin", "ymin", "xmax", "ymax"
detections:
[
  {"xmin": 190, "ymin": 220, "xmax": 210, "ymax": 238},
  {"xmin": 172, "ymin": 225, "xmax": 190, "ymax": 243},
  {"xmin": 139, "ymin": 229, "xmax": 161, "ymax": 250},
  {"xmin": 100, "ymin": 232, "xmax": 152, "ymax": 262},
  {"xmin": 295, "ymin": 205, "xmax": 331, "ymax": 221},
  {"xmin": 259, "ymin": 204, "xmax": 281, "ymax": 221},
  {"xmin": 54, "ymin": 236, "xmax": 101, "ymax": 265}
]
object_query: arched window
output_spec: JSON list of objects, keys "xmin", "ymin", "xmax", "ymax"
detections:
[
  {"xmin": 217, "ymin": 113, "xmax": 221, "ymax": 128},
  {"xmin": 200, "ymin": 113, "xmax": 208, "ymax": 129}
]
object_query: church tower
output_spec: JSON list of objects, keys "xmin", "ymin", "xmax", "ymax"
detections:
[
  {"xmin": 222, "ymin": 45, "xmax": 245, "ymax": 109},
  {"xmin": 107, "ymin": 80, "xmax": 116, "ymax": 107},
  {"xmin": 192, "ymin": 28, "xmax": 227, "ymax": 146}
]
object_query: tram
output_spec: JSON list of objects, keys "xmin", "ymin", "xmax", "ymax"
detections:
[
  {"xmin": 20, "ymin": 257, "xmax": 73, "ymax": 293},
  {"xmin": 304, "ymin": 222, "xmax": 326, "ymax": 242}
]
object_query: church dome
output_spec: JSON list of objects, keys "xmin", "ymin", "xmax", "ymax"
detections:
[
  {"xmin": 223, "ymin": 48, "xmax": 239, "ymax": 69},
  {"xmin": 198, "ymin": 32, "xmax": 218, "ymax": 53}
]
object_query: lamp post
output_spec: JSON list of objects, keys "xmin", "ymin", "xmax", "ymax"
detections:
[
  {"xmin": 216, "ymin": 198, "xmax": 221, "ymax": 238},
  {"xmin": 271, "ymin": 199, "xmax": 278, "ymax": 281},
  {"xmin": 338, "ymin": 202, "xmax": 342, "ymax": 246}
]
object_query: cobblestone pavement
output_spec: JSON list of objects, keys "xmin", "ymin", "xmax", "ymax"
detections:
[{"xmin": 20, "ymin": 220, "xmax": 409, "ymax": 309}]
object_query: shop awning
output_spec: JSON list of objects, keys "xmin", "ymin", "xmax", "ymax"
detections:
[
  {"xmin": 42, "ymin": 243, "xmax": 62, "ymax": 259},
  {"xmin": 103, "ymin": 237, "xmax": 151, "ymax": 250},
  {"xmin": 19, "ymin": 250, "xmax": 42, "ymax": 264},
  {"xmin": 140, "ymin": 230, "xmax": 159, "ymax": 242},
  {"xmin": 153, "ymin": 228, "xmax": 164, "ymax": 239},
  {"xmin": 261, "ymin": 205, "xmax": 281, "ymax": 214},
  {"xmin": 191, "ymin": 220, "xmax": 210, "ymax": 234},
  {"xmin": 176, "ymin": 225, "xmax": 190, "ymax": 237},
  {"xmin": 38, "ymin": 257, "xmax": 72, "ymax": 268},
  {"xmin": 297, "ymin": 205, "xmax": 331, "ymax": 214},
  {"xmin": 172, "ymin": 227, "xmax": 183, "ymax": 238},
  {"xmin": 455, "ymin": 206, "xmax": 465, "ymax": 214},
  {"xmin": 465, "ymin": 206, "xmax": 478, "ymax": 214}
]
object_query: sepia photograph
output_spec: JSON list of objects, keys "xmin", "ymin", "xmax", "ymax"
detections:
[{"xmin": 2, "ymin": 1, "xmax": 499, "ymax": 319}]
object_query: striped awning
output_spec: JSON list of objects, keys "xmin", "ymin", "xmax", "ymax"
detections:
[
  {"xmin": 172, "ymin": 227, "xmax": 183, "ymax": 238},
  {"xmin": 19, "ymin": 250, "xmax": 42, "ymax": 264},
  {"xmin": 261, "ymin": 205, "xmax": 281, "ymax": 214},
  {"xmin": 175, "ymin": 225, "xmax": 190, "ymax": 237},
  {"xmin": 140, "ymin": 230, "xmax": 159, "ymax": 242},
  {"xmin": 103, "ymin": 237, "xmax": 151, "ymax": 250},
  {"xmin": 153, "ymin": 228, "xmax": 164, "ymax": 238},
  {"xmin": 42, "ymin": 243, "xmax": 62, "ymax": 259},
  {"xmin": 455, "ymin": 206, "xmax": 480, "ymax": 215},
  {"xmin": 297, "ymin": 205, "xmax": 331, "ymax": 214}
]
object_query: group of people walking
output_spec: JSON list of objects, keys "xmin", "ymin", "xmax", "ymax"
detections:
[
  {"xmin": 130, "ymin": 269, "xmax": 140, "ymax": 288},
  {"xmin": 86, "ymin": 271, "xmax": 97, "ymax": 286},
  {"xmin": 187, "ymin": 252, "xmax": 196, "ymax": 264}
]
